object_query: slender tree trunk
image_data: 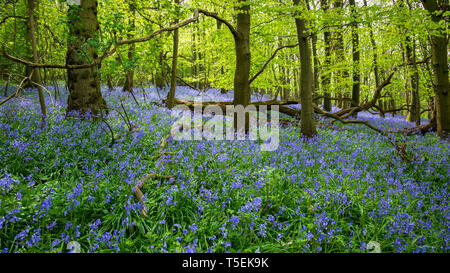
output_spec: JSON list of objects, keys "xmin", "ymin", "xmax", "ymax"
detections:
[
  {"xmin": 294, "ymin": 0, "xmax": 316, "ymax": 137},
  {"xmin": 405, "ymin": 36, "xmax": 420, "ymax": 125},
  {"xmin": 363, "ymin": 0, "xmax": 381, "ymax": 115},
  {"xmin": 363, "ymin": 0, "xmax": 380, "ymax": 88},
  {"xmin": 233, "ymin": 0, "xmax": 251, "ymax": 108},
  {"xmin": 123, "ymin": 1, "xmax": 136, "ymax": 93},
  {"xmin": 421, "ymin": 0, "xmax": 450, "ymax": 140},
  {"xmin": 167, "ymin": 0, "xmax": 180, "ymax": 109},
  {"xmin": 349, "ymin": 0, "xmax": 360, "ymax": 118},
  {"xmin": 24, "ymin": 0, "xmax": 40, "ymax": 89},
  {"xmin": 107, "ymin": 74, "xmax": 113, "ymax": 90},
  {"xmin": 66, "ymin": 0, "xmax": 107, "ymax": 117},
  {"xmin": 320, "ymin": 0, "xmax": 332, "ymax": 111},
  {"xmin": 27, "ymin": 0, "xmax": 46, "ymax": 119},
  {"xmin": 391, "ymin": 98, "xmax": 396, "ymax": 117},
  {"xmin": 218, "ymin": 14, "xmax": 226, "ymax": 94},
  {"xmin": 305, "ymin": 1, "xmax": 319, "ymax": 104},
  {"xmin": 333, "ymin": 0, "xmax": 348, "ymax": 110},
  {"xmin": 191, "ymin": 29, "xmax": 198, "ymax": 88},
  {"xmin": 293, "ymin": 67, "xmax": 300, "ymax": 99},
  {"xmin": 311, "ymin": 35, "xmax": 320, "ymax": 104}
]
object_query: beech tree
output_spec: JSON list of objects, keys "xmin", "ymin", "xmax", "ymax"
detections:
[
  {"xmin": 66, "ymin": 0, "xmax": 107, "ymax": 117},
  {"xmin": 420, "ymin": 0, "xmax": 449, "ymax": 141},
  {"xmin": 27, "ymin": 0, "xmax": 46, "ymax": 119},
  {"xmin": 349, "ymin": 0, "xmax": 360, "ymax": 118},
  {"xmin": 167, "ymin": 0, "xmax": 180, "ymax": 109},
  {"xmin": 294, "ymin": 0, "xmax": 316, "ymax": 137},
  {"xmin": 0, "ymin": 0, "xmax": 447, "ymax": 140}
]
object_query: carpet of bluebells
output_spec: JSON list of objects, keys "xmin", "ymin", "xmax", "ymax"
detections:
[{"xmin": 0, "ymin": 85, "xmax": 449, "ymax": 253}]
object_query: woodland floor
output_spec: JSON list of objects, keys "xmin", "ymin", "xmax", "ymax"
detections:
[{"xmin": 0, "ymin": 85, "xmax": 448, "ymax": 253}]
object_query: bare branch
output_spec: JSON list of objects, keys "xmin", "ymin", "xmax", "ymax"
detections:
[
  {"xmin": 332, "ymin": 56, "xmax": 431, "ymax": 117},
  {"xmin": 0, "ymin": 72, "xmax": 31, "ymax": 107},
  {"xmin": 249, "ymin": 43, "xmax": 300, "ymax": 85},
  {"xmin": 314, "ymin": 105, "xmax": 386, "ymax": 133}
]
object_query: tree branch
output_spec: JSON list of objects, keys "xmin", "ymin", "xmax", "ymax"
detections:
[
  {"xmin": 332, "ymin": 56, "xmax": 431, "ymax": 117},
  {"xmin": 198, "ymin": 9, "xmax": 238, "ymax": 37},
  {"xmin": 0, "ymin": 9, "xmax": 200, "ymax": 70},
  {"xmin": 249, "ymin": 43, "xmax": 299, "ymax": 85},
  {"xmin": 0, "ymin": 15, "xmax": 27, "ymax": 26}
]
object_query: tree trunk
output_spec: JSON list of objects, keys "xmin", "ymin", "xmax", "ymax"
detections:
[
  {"xmin": 293, "ymin": 67, "xmax": 300, "ymax": 99},
  {"xmin": 191, "ymin": 29, "xmax": 198, "ymax": 88},
  {"xmin": 390, "ymin": 98, "xmax": 396, "ymax": 117},
  {"xmin": 122, "ymin": 1, "xmax": 136, "ymax": 93},
  {"xmin": 305, "ymin": 1, "xmax": 319, "ymax": 104},
  {"xmin": 294, "ymin": 0, "xmax": 316, "ymax": 137},
  {"xmin": 311, "ymin": 35, "xmax": 320, "ymax": 105},
  {"xmin": 233, "ymin": 0, "xmax": 251, "ymax": 131},
  {"xmin": 27, "ymin": 0, "xmax": 46, "ymax": 119},
  {"xmin": 24, "ymin": 0, "xmax": 40, "ymax": 89},
  {"xmin": 405, "ymin": 36, "xmax": 420, "ymax": 125},
  {"xmin": 349, "ymin": 0, "xmax": 360, "ymax": 118},
  {"xmin": 363, "ymin": 0, "xmax": 380, "ymax": 105},
  {"xmin": 233, "ymin": 0, "xmax": 251, "ymax": 108},
  {"xmin": 333, "ymin": 0, "xmax": 348, "ymax": 110},
  {"xmin": 167, "ymin": 0, "xmax": 180, "ymax": 109},
  {"xmin": 421, "ymin": 0, "xmax": 450, "ymax": 140},
  {"xmin": 66, "ymin": 0, "xmax": 107, "ymax": 117},
  {"xmin": 320, "ymin": 0, "xmax": 332, "ymax": 111}
]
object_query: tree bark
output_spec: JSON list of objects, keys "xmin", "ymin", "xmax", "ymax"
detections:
[
  {"xmin": 122, "ymin": 1, "xmax": 136, "ymax": 93},
  {"xmin": 349, "ymin": 0, "xmax": 360, "ymax": 118},
  {"xmin": 333, "ymin": 0, "xmax": 348, "ymax": 110},
  {"xmin": 167, "ymin": 0, "xmax": 180, "ymax": 109},
  {"xmin": 421, "ymin": 0, "xmax": 450, "ymax": 140},
  {"xmin": 311, "ymin": 34, "xmax": 320, "ymax": 104},
  {"xmin": 320, "ymin": 0, "xmax": 332, "ymax": 111},
  {"xmin": 191, "ymin": 29, "xmax": 198, "ymax": 88},
  {"xmin": 233, "ymin": 0, "xmax": 251, "ymax": 108},
  {"xmin": 363, "ymin": 0, "xmax": 380, "ymax": 100},
  {"xmin": 294, "ymin": 0, "xmax": 316, "ymax": 137},
  {"xmin": 405, "ymin": 36, "xmax": 420, "ymax": 125},
  {"xmin": 27, "ymin": 0, "xmax": 46, "ymax": 119},
  {"xmin": 24, "ymin": 0, "xmax": 40, "ymax": 89},
  {"xmin": 232, "ymin": 0, "xmax": 251, "ymax": 131},
  {"xmin": 66, "ymin": 0, "xmax": 107, "ymax": 117}
]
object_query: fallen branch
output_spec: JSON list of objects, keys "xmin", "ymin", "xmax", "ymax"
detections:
[
  {"xmin": 0, "ymin": 72, "xmax": 31, "ymax": 107},
  {"xmin": 314, "ymin": 106, "xmax": 386, "ymax": 134},
  {"xmin": 132, "ymin": 124, "xmax": 185, "ymax": 216},
  {"xmin": 132, "ymin": 173, "xmax": 174, "ymax": 216},
  {"xmin": 333, "ymin": 57, "xmax": 431, "ymax": 118}
]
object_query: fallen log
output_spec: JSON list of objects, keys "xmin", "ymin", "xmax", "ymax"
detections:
[
  {"xmin": 167, "ymin": 97, "xmax": 438, "ymax": 137},
  {"xmin": 164, "ymin": 98, "xmax": 304, "ymax": 118}
]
